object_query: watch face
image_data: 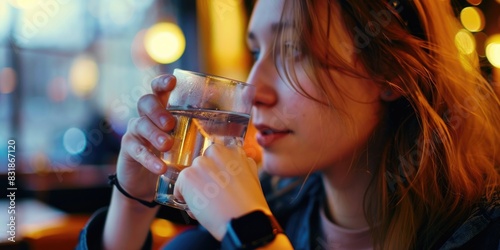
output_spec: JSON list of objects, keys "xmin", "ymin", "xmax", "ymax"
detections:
[{"xmin": 232, "ymin": 211, "xmax": 275, "ymax": 244}]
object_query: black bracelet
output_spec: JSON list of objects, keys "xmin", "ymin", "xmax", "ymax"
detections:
[{"xmin": 108, "ymin": 174, "xmax": 158, "ymax": 208}]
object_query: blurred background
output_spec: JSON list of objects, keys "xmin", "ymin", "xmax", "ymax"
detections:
[
  {"xmin": 0, "ymin": 0, "xmax": 255, "ymax": 175},
  {"xmin": 0, "ymin": 0, "xmax": 498, "ymax": 249},
  {"xmin": 0, "ymin": 0, "xmax": 256, "ymax": 249}
]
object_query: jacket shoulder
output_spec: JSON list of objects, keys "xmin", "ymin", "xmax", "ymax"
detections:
[
  {"xmin": 260, "ymin": 172, "xmax": 323, "ymax": 215},
  {"xmin": 439, "ymin": 193, "xmax": 500, "ymax": 250}
]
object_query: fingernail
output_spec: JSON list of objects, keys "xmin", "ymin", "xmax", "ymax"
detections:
[
  {"xmin": 157, "ymin": 135, "xmax": 166, "ymax": 145},
  {"xmin": 163, "ymin": 75, "xmax": 172, "ymax": 86},
  {"xmin": 154, "ymin": 162, "xmax": 163, "ymax": 171},
  {"xmin": 160, "ymin": 116, "xmax": 168, "ymax": 127}
]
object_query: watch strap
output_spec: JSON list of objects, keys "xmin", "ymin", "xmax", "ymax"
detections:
[{"xmin": 221, "ymin": 211, "xmax": 284, "ymax": 250}]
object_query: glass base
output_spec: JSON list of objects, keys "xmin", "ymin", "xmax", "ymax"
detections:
[
  {"xmin": 155, "ymin": 193, "xmax": 189, "ymax": 210},
  {"xmin": 154, "ymin": 167, "xmax": 189, "ymax": 211}
]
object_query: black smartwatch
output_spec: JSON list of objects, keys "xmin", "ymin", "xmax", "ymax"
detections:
[{"xmin": 221, "ymin": 210, "xmax": 284, "ymax": 250}]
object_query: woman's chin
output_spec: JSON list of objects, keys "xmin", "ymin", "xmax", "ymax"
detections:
[{"xmin": 261, "ymin": 159, "xmax": 313, "ymax": 177}]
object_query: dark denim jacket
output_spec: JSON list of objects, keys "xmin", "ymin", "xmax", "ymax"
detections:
[{"xmin": 76, "ymin": 173, "xmax": 500, "ymax": 250}]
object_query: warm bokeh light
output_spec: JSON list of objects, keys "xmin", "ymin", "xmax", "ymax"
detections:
[
  {"xmin": 460, "ymin": 7, "xmax": 485, "ymax": 32},
  {"xmin": 8, "ymin": 0, "xmax": 39, "ymax": 9},
  {"xmin": 455, "ymin": 29, "xmax": 476, "ymax": 55},
  {"xmin": 151, "ymin": 219, "xmax": 177, "ymax": 238},
  {"xmin": 63, "ymin": 127, "xmax": 86, "ymax": 155},
  {"xmin": 486, "ymin": 34, "xmax": 500, "ymax": 68},
  {"xmin": 69, "ymin": 55, "xmax": 99, "ymax": 98},
  {"xmin": 144, "ymin": 22, "xmax": 186, "ymax": 64},
  {"xmin": 0, "ymin": 67, "xmax": 17, "ymax": 94},
  {"xmin": 30, "ymin": 151, "xmax": 51, "ymax": 173},
  {"xmin": 209, "ymin": 2, "xmax": 245, "ymax": 62},
  {"xmin": 466, "ymin": 0, "xmax": 482, "ymax": 5},
  {"xmin": 47, "ymin": 76, "xmax": 68, "ymax": 102},
  {"xmin": 196, "ymin": 0, "xmax": 250, "ymax": 80}
]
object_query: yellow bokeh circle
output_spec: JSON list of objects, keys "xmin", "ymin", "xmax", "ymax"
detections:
[
  {"xmin": 145, "ymin": 22, "xmax": 186, "ymax": 64},
  {"xmin": 486, "ymin": 34, "xmax": 500, "ymax": 68},
  {"xmin": 460, "ymin": 7, "xmax": 485, "ymax": 32}
]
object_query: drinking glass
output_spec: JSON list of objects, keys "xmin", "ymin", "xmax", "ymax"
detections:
[{"xmin": 154, "ymin": 69, "xmax": 255, "ymax": 210}]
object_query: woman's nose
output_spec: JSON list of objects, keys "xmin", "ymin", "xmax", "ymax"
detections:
[{"xmin": 247, "ymin": 60, "xmax": 278, "ymax": 107}]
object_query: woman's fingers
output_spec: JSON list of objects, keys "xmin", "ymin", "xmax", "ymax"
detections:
[
  {"xmin": 124, "ymin": 116, "xmax": 173, "ymax": 174},
  {"xmin": 128, "ymin": 116, "xmax": 174, "ymax": 152},
  {"xmin": 173, "ymin": 156, "xmax": 213, "ymax": 214},
  {"xmin": 151, "ymin": 74, "xmax": 176, "ymax": 106},
  {"xmin": 121, "ymin": 131, "xmax": 166, "ymax": 174},
  {"xmin": 173, "ymin": 144, "xmax": 259, "ymax": 211},
  {"xmin": 172, "ymin": 146, "xmax": 268, "ymax": 240},
  {"xmin": 203, "ymin": 144, "xmax": 259, "ymax": 181},
  {"xmin": 117, "ymin": 75, "xmax": 177, "ymax": 176},
  {"xmin": 137, "ymin": 74, "xmax": 177, "ymax": 132},
  {"xmin": 137, "ymin": 94, "xmax": 176, "ymax": 132}
]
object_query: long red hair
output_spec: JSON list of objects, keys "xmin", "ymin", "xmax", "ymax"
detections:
[{"xmin": 277, "ymin": 0, "xmax": 500, "ymax": 249}]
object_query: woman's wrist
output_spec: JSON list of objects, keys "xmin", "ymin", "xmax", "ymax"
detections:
[
  {"xmin": 111, "ymin": 186, "xmax": 160, "ymax": 213},
  {"xmin": 103, "ymin": 188, "xmax": 160, "ymax": 250},
  {"xmin": 108, "ymin": 174, "xmax": 158, "ymax": 208}
]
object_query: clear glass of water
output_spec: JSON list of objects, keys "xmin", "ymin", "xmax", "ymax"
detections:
[{"xmin": 154, "ymin": 69, "xmax": 255, "ymax": 210}]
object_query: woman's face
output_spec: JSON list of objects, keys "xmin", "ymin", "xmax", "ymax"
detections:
[{"xmin": 247, "ymin": 0, "xmax": 385, "ymax": 177}]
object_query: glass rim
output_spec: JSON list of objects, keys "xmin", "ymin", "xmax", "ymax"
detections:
[{"xmin": 174, "ymin": 68, "xmax": 254, "ymax": 88}]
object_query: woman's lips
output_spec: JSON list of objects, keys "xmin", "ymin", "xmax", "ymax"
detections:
[{"xmin": 254, "ymin": 125, "xmax": 292, "ymax": 148}]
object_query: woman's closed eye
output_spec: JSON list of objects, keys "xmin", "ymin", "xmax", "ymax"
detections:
[{"xmin": 250, "ymin": 49, "xmax": 261, "ymax": 62}]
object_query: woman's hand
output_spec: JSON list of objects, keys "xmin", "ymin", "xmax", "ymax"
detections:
[
  {"xmin": 174, "ymin": 143, "xmax": 271, "ymax": 240},
  {"xmin": 115, "ymin": 74, "xmax": 177, "ymax": 203},
  {"xmin": 103, "ymin": 74, "xmax": 179, "ymax": 250}
]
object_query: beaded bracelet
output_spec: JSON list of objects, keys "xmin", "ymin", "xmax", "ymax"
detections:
[{"xmin": 108, "ymin": 174, "xmax": 158, "ymax": 208}]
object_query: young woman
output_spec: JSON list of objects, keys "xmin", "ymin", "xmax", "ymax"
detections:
[{"xmin": 77, "ymin": 0, "xmax": 500, "ymax": 249}]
